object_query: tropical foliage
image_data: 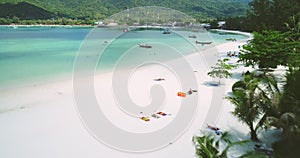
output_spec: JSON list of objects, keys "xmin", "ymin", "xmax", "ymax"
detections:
[
  {"xmin": 239, "ymin": 27, "xmax": 300, "ymax": 69},
  {"xmin": 0, "ymin": 0, "xmax": 251, "ymax": 21},
  {"xmin": 225, "ymin": 0, "xmax": 300, "ymax": 32},
  {"xmin": 268, "ymin": 69, "xmax": 300, "ymax": 158},
  {"xmin": 207, "ymin": 58, "xmax": 237, "ymax": 84},
  {"xmin": 227, "ymin": 72, "xmax": 281, "ymax": 141},
  {"xmin": 239, "ymin": 30, "xmax": 298, "ymax": 69},
  {"xmin": 0, "ymin": 17, "xmax": 95, "ymax": 25},
  {"xmin": 192, "ymin": 132, "xmax": 248, "ymax": 158},
  {"xmin": 268, "ymin": 70, "xmax": 300, "ymax": 137},
  {"xmin": 224, "ymin": 1, "xmax": 300, "ymax": 157}
]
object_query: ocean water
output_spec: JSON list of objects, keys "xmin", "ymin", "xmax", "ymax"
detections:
[
  {"xmin": 0, "ymin": 26, "xmax": 91, "ymax": 89},
  {"xmin": 0, "ymin": 26, "xmax": 248, "ymax": 89}
]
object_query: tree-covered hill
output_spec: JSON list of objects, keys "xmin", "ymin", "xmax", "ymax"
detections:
[
  {"xmin": 0, "ymin": 0, "xmax": 251, "ymax": 20},
  {"xmin": 0, "ymin": 2, "xmax": 54, "ymax": 19}
]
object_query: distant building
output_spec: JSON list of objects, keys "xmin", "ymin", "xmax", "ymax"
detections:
[
  {"xmin": 201, "ymin": 23, "xmax": 211, "ymax": 29},
  {"xmin": 107, "ymin": 22, "xmax": 118, "ymax": 26},
  {"xmin": 218, "ymin": 21, "xmax": 226, "ymax": 29},
  {"xmin": 94, "ymin": 21, "xmax": 103, "ymax": 25}
]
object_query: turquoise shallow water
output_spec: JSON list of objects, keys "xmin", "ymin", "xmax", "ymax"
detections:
[
  {"xmin": 0, "ymin": 26, "xmax": 91, "ymax": 88},
  {"xmin": 0, "ymin": 26, "xmax": 248, "ymax": 89}
]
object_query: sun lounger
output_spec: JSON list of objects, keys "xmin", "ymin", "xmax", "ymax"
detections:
[
  {"xmin": 207, "ymin": 124, "xmax": 223, "ymax": 135},
  {"xmin": 151, "ymin": 114, "xmax": 160, "ymax": 119},
  {"xmin": 207, "ymin": 124, "xmax": 220, "ymax": 131},
  {"xmin": 140, "ymin": 117, "xmax": 150, "ymax": 122},
  {"xmin": 157, "ymin": 112, "xmax": 168, "ymax": 116},
  {"xmin": 187, "ymin": 88, "xmax": 193, "ymax": 95},
  {"xmin": 177, "ymin": 92, "xmax": 186, "ymax": 97}
]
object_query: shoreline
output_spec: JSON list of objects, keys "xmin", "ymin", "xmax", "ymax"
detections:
[
  {"xmin": 0, "ymin": 28, "xmax": 252, "ymax": 110},
  {"xmin": 0, "ymin": 24, "xmax": 95, "ymax": 28},
  {"xmin": 213, "ymin": 29, "xmax": 253, "ymax": 38},
  {"xmin": 0, "ymin": 29, "xmax": 251, "ymax": 92},
  {"xmin": 0, "ymin": 30, "xmax": 255, "ymax": 157}
]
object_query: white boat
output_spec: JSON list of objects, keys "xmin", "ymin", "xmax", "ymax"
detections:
[
  {"xmin": 195, "ymin": 41, "xmax": 212, "ymax": 45},
  {"xmin": 138, "ymin": 43, "xmax": 152, "ymax": 48}
]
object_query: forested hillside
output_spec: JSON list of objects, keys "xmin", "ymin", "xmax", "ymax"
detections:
[
  {"xmin": 0, "ymin": 2, "xmax": 54, "ymax": 19},
  {"xmin": 0, "ymin": 0, "xmax": 251, "ymax": 20}
]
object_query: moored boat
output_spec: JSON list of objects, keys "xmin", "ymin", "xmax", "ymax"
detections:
[
  {"xmin": 188, "ymin": 35, "xmax": 197, "ymax": 38},
  {"xmin": 195, "ymin": 41, "xmax": 213, "ymax": 45},
  {"xmin": 162, "ymin": 28, "xmax": 171, "ymax": 34},
  {"xmin": 226, "ymin": 37, "xmax": 237, "ymax": 41},
  {"xmin": 138, "ymin": 43, "xmax": 152, "ymax": 48}
]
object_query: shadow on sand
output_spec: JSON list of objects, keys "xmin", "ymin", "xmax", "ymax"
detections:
[{"xmin": 202, "ymin": 81, "xmax": 224, "ymax": 87}]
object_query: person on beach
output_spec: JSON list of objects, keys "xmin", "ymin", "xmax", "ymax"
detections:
[
  {"xmin": 154, "ymin": 78, "xmax": 165, "ymax": 81},
  {"xmin": 187, "ymin": 88, "xmax": 193, "ymax": 95}
]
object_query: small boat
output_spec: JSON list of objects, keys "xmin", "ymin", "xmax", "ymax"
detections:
[
  {"xmin": 226, "ymin": 38, "xmax": 237, "ymax": 41},
  {"xmin": 138, "ymin": 43, "xmax": 152, "ymax": 48},
  {"xmin": 218, "ymin": 32, "xmax": 227, "ymax": 35},
  {"xmin": 162, "ymin": 29, "xmax": 171, "ymax": 34},
  {"xmin": 195, "ymin": 41, "xmax": 213, "ymax": 45},
  {"xmin": 188, "ymin": 35, "xmax": 197, "ymax": 38}
]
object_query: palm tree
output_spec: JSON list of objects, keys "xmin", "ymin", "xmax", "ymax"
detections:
[
  {"xmin": 268, "ymin": 69, "xmax": 300, "ymax": 137},
  {"xmin": 227, "ymin": 72, "xmax": 280, "ymax": 141},
  {"xmin": 227, "ymin": 74, "xmax": 262, "ymax": 141},
  {"xmin": 192, "ymin": 132, "xmax": 248, "ymax": 158},
  {"xmin": 267, "ymin": 112, "xmax": 298, "ymax": 137}
]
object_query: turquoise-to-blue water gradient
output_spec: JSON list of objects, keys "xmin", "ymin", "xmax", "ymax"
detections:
[
  {"xmin": 0, "ymin": 26, "xmax": 91, "ymax": 89},
  {"xmin": 0, "ymin": 26, "xmax": 248, "ymax": 89}
]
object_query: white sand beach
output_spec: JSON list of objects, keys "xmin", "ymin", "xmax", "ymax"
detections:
[{"xmin": 0, "ymin": 30, "xmax": 278, "ymax": 158}]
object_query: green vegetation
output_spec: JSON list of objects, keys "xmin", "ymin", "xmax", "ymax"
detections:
[
  {"xmin": 197, "ymin": 0, "xmax": 299, "ymax": 157},
  {"xmin": 240, "ymin": 30, "xmax": 300, "ymax": 69},
  {"xmin": 0, "ymin": 17, "xmax": 95, "ymax": 25},
  {"xmin": 227, "ymin": 72, "xmax": 281, "ymax": 141},
  {"xmin": 270, "ymin": 67, "xmax": 300, "ymax": 158},
  {"xmin": 0, "ymin": 0, "xmax": 251, "ymax": 24},
  {"xmin": 193, "ymin": 132, "xmax": 248, "ymax": 158},
  {"xmin": 225, "ymin": 0, "xmax": 300, "ymax": 32},
  {"xmin": 207, "ymin": 58, "xmax": 237, "ymax": 85},
  {"xmin": 0, "ymin": 2, "xmax": 54, "ymax": 19},
  {"xmin": 240, "ymin": 151, "xmax": 269, "ymax": 158},
  {"xmin": 222, "ymin": 0, "xmax": 300, "ymax": 157}
]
